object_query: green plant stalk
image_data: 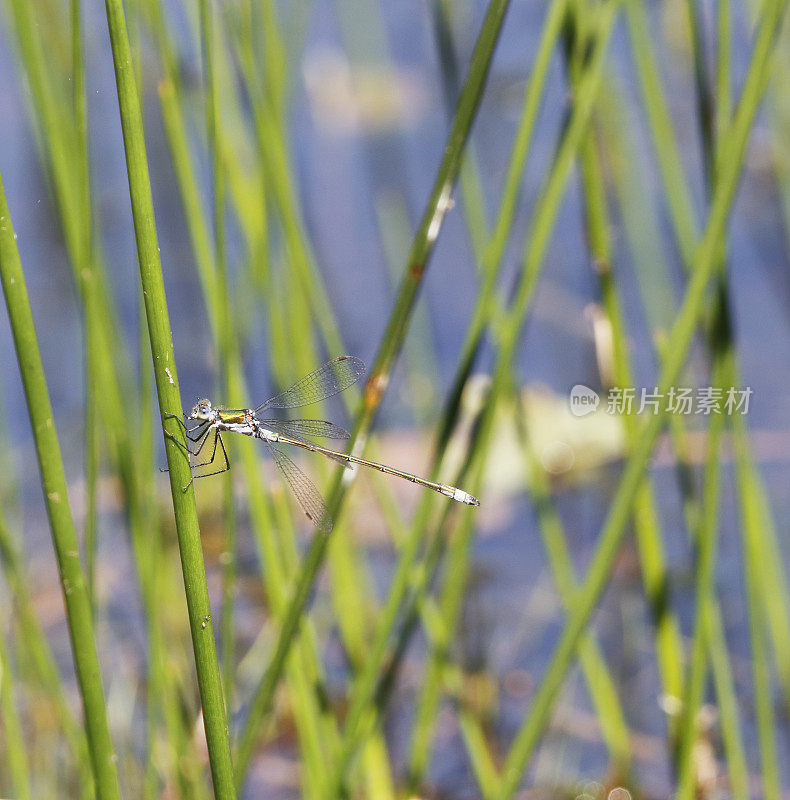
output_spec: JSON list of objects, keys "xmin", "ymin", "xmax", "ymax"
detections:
[
  {"xmin": 733, "ymin": 425, "xmax": 781, "ymax": 800},
  {"xmin": 7, "ymin": 5, "xmax": 186, "ymax": 793},
  {"xmin": 198, "ymin": 0, "xmax": 237, "ymax": 715},
  {"xmin": 716, "ymin": 0, "xmax": 731, "ymax": 133},
  {"xmin": 69, "ymin": 0, "xmax": 101, "ymax": 615},
  {"xmin": 71, "ymin": 0, "xmax": 100, "ymax": 628},
  {"xmin": 409, "ymin": 8, "xmax": 636, "ymax": 782},
  {"xmin": 624, "ymin": 0, "xmax": 699, "ymax": 262},
  {"xmin": 4, "ymin": 0, "xmax": 184, "ymax": 794},
  {"xmin": 0, "ymin": 515, "xmax": 93, "ymax": 792},
  {"xmin": 164, "ymin": 0, "xmax": 345, "ymax": 779},
  {"xmin": 597, "ymin": 76, "xmax": 752, "ymax": 795},
  {"xmin": 101, "ymin": 0, "xmax": 235, "ymax": 796},
  {"xmin": 83, "ymin": 349, "xmax": 100, "ymax": 610},
  {"xmin": 262, "ymin": 19, "xmax": 450, "ymax": 786},
  {"xmin": 372, "ymin": 0, "xmax": 574, "ymax": 778},
  {"xmin": 682, "ymin": 0, "xmax": 716, "ymax": 184},
  {"xmin": 329, "ymin": 2, "xmax": 496, "ymax": 775},
  {"xmin": 602, "ymin": 63, "xmax": 749, "ymax": 800},
  {"xmin": 431, "ymin": 0, "xmax": 490, "ymax": 257},
  {"xmin": 347, "ymin": 4, "xmax": 615, "ymax": 780},
  {"xmin": 240, "ymin": 56, "xmax": 345, "ymax": 358},
  {"xmin": 261, "ymin": 294, "xmax": 335, "ymax": 794},
  {"xmin": 410, "ymin": 117, "xmax": 635, "ymax": 773},
  {"xmin": 495, "ymin": 0, "xmax": 787, "ymax": 791},
  {"xmin": 481, "ymin": 63, "xmax": 652, "ymax": 778},
  {"xmin": 577, "ymin": 85, "xmax": 688, "ymax": 757},
  {"xmin": 432, "ymin": 0, "xmax": 570, "ymax": 457},
  {"xmin": 740, "ymin": 425, "xmax": 790, "ymax": 715},
  {"xmin": 636, "ymin": 0, "xmax": 781, "ymax": 782},
  {"xmin": 406, "ymin": 501, "xmax": 481, "ymax": 785},
  {"xmin": 324, "ymin": 11, "xmax": 464, "ymax": 749},
  {"xmin": 227, "ymin": 18, "xmax": 491, "ymax": 788},
  {"xmin": 0, "ymin": 173, "xmax": 121, "ymax": 800},
  {"xmin": 155, "ymin": 0, "xmax": 340, "ymax": 777},
  {"xmin": 355, "ymin": 1, "xmax": 617, "ymax": 787},
  {"xmin": 585, "ymin": 166, "xmax": 686, "ymax": 716},
  {"xmin": 703, "ymin": 593, "xmax": 749, "ymax": 799},
  {"xmin": 717, "ymin": 1, "xmax": 790, "ymax": 759},
  {"xmin": 233, "ymin": 0, "xmax": 512, "ymax": 788},
  {"xmin": 6, "ymin": 0, "xmax": 130, "ymax": 393},
  {"xmin": 570, "ymin": 39, "xmax": 685, "ymax": 738},
  {"xmin": 675, "ymin": 353, "xmax": 727, "ymax": 800},
  {"xmin": 517, "ymin": 396, "xmax": 632, "ymax": 768},
  {"xmin": 334, "ymin": 1, "xmax": 615, "ymax": 786},
  {"xmin": 760, "ymin": 14, "xmax": 790, "ymax": 251},
  {"xmin": 674, "ymin": 3, "xmax": 741, "ymax": 791},
  {"xmin": 150, "ymin": 13, "xmax": 340, "ymax": 786},
  {"xmin": 457, "ymin": 708, "xmax": 500, "ymax": 800},
  {"xmin": 0, "ymin": 622, "xmax": 32, "ymax": 800},
  {"xmin": 116, "ymin": 12, "xmax": 195, "ymax": 796}
]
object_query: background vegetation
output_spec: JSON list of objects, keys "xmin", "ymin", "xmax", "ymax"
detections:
[{"xmin": 0, "ymin": 0, "xmax": 789, "ymax": 797}]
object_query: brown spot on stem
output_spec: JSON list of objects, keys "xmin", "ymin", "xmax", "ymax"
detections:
[
  {"xmin": 364, "ymin": 372, "xmax": 389, "ymax": 409},
  {"xmin": 410, "ymin": 261, "xmax": 425, "ymax": 279},
  {"xmin": 593, "ymin": 257, "xmax": 610, "ymax": 275}
]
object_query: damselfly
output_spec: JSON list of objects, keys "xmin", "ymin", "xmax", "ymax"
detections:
[{"xmin": 164, "ymin": 356, "xmax": 479, "ymax": 531}]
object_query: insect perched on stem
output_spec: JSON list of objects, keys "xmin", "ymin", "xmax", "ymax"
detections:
[{"xmin": 163, "ymin": 356, "xmax": 480, "ymax": 532}]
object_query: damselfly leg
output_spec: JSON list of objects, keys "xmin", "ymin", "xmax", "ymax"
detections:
[{"xmin": 161, "ymin": 413, "xmax": 230, "ymax": 489}]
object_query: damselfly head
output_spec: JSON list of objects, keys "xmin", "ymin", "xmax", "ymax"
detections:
[{"xmin": 190, "ymin": 399, "xmax": 214, "ymax": 420}]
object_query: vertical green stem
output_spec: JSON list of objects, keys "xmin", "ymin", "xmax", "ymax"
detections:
[
  {"xmin": 0, "ymin": 623, "xmax": 32, "ymax": 800},
  {"xmin": 101, "ymin": 0, "xmax": 236, "ymax": 796},
  {"xmin": 233, "ymin": 0, "xmax": 512, "ymax": 788},
  {"xmin": 0, "ymin": 173, "xmax": 121, "ymax": 800},
  {"xmin": 199, "ymin": 0, "xmax": 237, "ymax": 714}
]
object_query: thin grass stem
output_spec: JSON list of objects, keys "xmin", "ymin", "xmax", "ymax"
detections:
[{"xmin": 0, "ymin": 172, "xmax": 121, "ymax": 800}]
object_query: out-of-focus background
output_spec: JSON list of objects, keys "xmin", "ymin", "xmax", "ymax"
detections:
[{"xmin": 1, "ymin": 0, "xmax": 789, "ymax": 797}]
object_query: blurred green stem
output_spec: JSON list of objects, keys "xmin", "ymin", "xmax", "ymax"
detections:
[
  {"xmin": 496, "ymin": 0, "xmax": 788, "ymax": 790},
  {"xmin": 0, "ymin": 172, "xmax": 121, "ymax": 800},
  {"xmin": 233, "ymin": 0, "xmax": 512, "ymax": 789},
  {"xmin": 0, "ymin": 621, "xmax": 32, "ymax": 800}
]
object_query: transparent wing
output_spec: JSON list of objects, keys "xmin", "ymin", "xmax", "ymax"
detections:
[
  {"xmin": 263, "ymin": 419, "xmax": 351, "ymax": 440},
  {"xmin": 256, "ymin": 356, "xmax": 365, "ymax": 411},
  {"xmin": 264, "ymin": 441, "xmax": 333, "ymax": 532}
]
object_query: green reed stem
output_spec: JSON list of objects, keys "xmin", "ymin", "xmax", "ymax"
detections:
[
  {"xmin": 675, "ymin": 353, "xmax": 727, "ymax": 800},
  {"xmin": 0, "ymin": 173, "xmax": 121, "ymax": 800},
  {"xmin": 198, "ymin": 0, "xmax": 237, "ymax": 714},
  {"xmin": 733, "ymin": 425, "xmax": 781, "ymax": 800},
  {"xmin": 0, "ymin": 622, "xmax": 32, "ymax": 800},
  {"xmin": 495, "ymin": 0, "xmax": 787, "ymax": 791},
  {"xmin": 233, "ymin": 1, "xmax": 512, "ymax": 788},
  {"xmin": 605, "ymin": 56, "xmax": 752, "ymax": 800},
  {"xmin": 102, "ymin": 0, "xmax": 235, "ymax": 796},
  {"xmin": 0, "ymin": 513, "xmax": 93, "ymax": 793},
  {"xmin": 148, "ymin": 8, "xmax": 340, "ymax": 785},
  {"xmin": 329, "ymin": 3, "xmax": 618, "ymax": 789}
]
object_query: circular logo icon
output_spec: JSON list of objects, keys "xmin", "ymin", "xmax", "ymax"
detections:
[{"xmin": 569, "ymin": 384, "xmax": 600, "ymax": 417}]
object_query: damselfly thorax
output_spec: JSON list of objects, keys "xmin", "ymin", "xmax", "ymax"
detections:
[{"xmin": 163, "ymin": 356, "xmax": 479, "ymax": 532}]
